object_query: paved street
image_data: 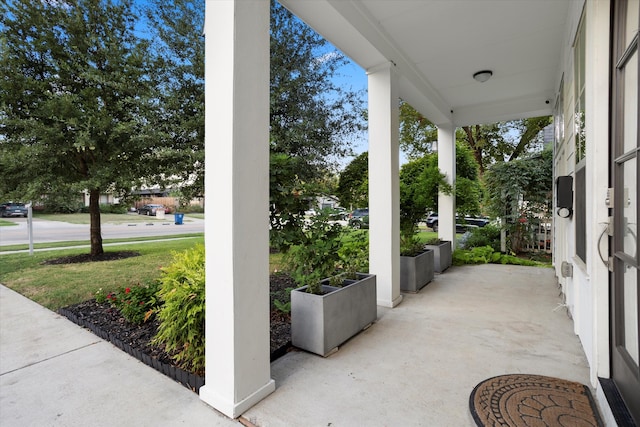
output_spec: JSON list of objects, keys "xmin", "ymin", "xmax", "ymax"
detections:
[{"xmin": 0, "ymin": 215, "xmax": 204, "ymax": 247}]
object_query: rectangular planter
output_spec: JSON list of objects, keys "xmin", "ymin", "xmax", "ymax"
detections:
[
  {"xmin": 291, "ymin": 273, "xmax": 377, "ymax": 357},
  {"xmin": 425, "ymin": 240, "xmax": 452, "ymax": 273},
  {"xmin": 400, "ymin": 249, "xmax": 434, "ymax": 292}
]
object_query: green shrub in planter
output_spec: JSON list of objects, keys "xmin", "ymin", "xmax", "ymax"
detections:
[
  {"xmin": 154, "ymin": 244, "xmax": 205, "ymax": 374},
  {"xmin": 400, "ymin": 233, "xmax": 424, "ymax": 257},
  {"xmin": 337, "ymin": 231, "xmax": 369, "ymax": 275},
  {"xmin": 284, "ymin": 211, "xmax": 344, "ymax": 294}
]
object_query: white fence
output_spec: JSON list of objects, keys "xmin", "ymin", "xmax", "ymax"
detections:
[{"xmin": 524, "ymin": 218, "xmax": 552, "ymax": 253}]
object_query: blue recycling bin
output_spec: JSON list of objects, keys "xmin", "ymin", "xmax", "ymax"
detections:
[{"xmin": 174, "ymin": 213, "xmax": 184, "ymax": 225}]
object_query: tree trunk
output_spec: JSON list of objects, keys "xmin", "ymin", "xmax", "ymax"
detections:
[
  {"xmin": 462, "ymin": 125, "xmax": 484, "ymax": 175},
  {"xmin": 508, "ymin": 117, "xmax": 550, "ymax": 161},
  {"xmin": 89, "ymin": 189, "xmax": 104, "ymax": 256}
]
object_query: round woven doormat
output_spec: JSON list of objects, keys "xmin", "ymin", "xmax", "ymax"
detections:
[{"xmin": 470, "ymin": 374, "xmax": 603, "ymax": 427}]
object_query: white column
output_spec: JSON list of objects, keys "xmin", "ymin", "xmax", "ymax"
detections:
[
  {"xmin": 437, "ymin": 124, "xmax": 456, "ymax": 244},
  {"xmin": 367, "ymin": 62, "xmax": 402, "ymax": 308},
  {"xmin": 200, "ymin": 0, "xmax": 275, "ymax": 418}
]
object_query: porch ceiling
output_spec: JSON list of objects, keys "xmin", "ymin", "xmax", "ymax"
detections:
[{"xmin": 279, "ymin": 0, "xmax": 573, "ymax": 127}]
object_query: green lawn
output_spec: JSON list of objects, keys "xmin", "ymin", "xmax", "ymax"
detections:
[
  {"xmin": 0, "ymin": 238, "xmax": 204, "ymax": 310},
  {"xmin": 0, "ymin": 235, "xmax": 287, "ymax": 311},
  {"xmin": 0, "ymin": 219, "xmax": 18, "ymax": 227},
  {"xmin": 0, "ymin": 233, "xmax": 203, "ymax": 253}
]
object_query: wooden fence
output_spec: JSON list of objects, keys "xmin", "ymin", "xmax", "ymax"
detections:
[{"xmin": 134, "ymin": 197, "xmax": 179, "ymax": 212}]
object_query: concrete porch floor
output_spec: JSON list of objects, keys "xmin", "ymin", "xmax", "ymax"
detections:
[
  {"xmin": 243, "ymin": 263, "xmax": 592, "ymax": 426},
  {"xmin": 0, "ymin": 264, "xmax": 593, "ymax": 426}
]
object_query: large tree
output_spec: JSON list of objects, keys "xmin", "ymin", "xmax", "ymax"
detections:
[
  {"xmin": 0, "ymin": 0, "xmax": 155, "ymax": 255},
  {"xmin": 399, "ymin": 100, "xmax": 438, "ymax": 159},
  {"xmin": 399, "ymin": 154, "xmax": 450, "ymax": 237},
  {"xmin": 461, "ymin": 116, "xmax": 551, "ymax": 174},
  {"xmin": 335, "ymin": 152, "xmax": 369, "ymax": 210},
  {"xmin": 399, "ymin": 102, "xmax": 551, "ymax": 175},
  {"xmin": 268, "ymin": 1, "xmax": 365, "ymax": 248},
  {"xmin": 144, "ymin": 0, "xmax": 205, "ymax": 200},
  {"xmin": 270, "ymin": 1, "xmax": 365, "ymax": 173}
]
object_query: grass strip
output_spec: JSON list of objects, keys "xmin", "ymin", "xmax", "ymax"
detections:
[
  {"xmin": 0, "ymin": 233, "xmax": 203, "ymax": 253},
  {"xmin": 0, "ymin": 236, "xmax": 287, "ymax": 311}
]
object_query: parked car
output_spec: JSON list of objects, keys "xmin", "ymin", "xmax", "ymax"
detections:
[
  {"xmin": 350, "ymin": 215, "xmax": 369, "ymax": 229},
  {"xmin": 327, "ymin": 211, "xmax": 349, "ymax": 227},
  {"xmin": 348, "ymin": 208, "xmax": 369, "ymax": 229},
  {"xmin": 137, "ymin": 204, "xmax": 165, "ymax": 216},
  {"xmin": 426, "ymin": 212, "xmax": 489, "ymax": 233},
  {"xmin": 0, "ymin": 202, "xmax": 28, "ymax": 218}
]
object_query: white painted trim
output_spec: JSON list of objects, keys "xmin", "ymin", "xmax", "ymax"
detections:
[
  {"xmin": 202, "ymin": 0, "xmax": 274, "ymax": 418},
  {"xmin": 584, "ymin": 0, "xmax": 612, "ymax": 384},
  {"xmin": 368, "ymin": 62, "xmax": 403, "ymax": 308},
  {"xmin": 437, "ymin": 124, "xmax": 456, "ymax": 245},
  {"xmin": 199, "ymin": 379, "xmax": 276, "ymax": 419}
]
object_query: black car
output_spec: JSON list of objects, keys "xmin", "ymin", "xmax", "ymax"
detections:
[
  {"xmin": 348, "ymin": 208, "xmax": 369, "ymax": 229},
  {"xmin": 426, "ymin": 212, "xmax": 489, "ymax": 233},
  {"xmin": 0, "ymin": 202, "xmax": 28, "ymax": 218},
  {"xmin": 137, "ymin": 204, "xmax": 165, "ymax": 216}
]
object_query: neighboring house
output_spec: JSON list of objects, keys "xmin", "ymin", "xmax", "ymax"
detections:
[
  {"xmin": 202, "ymin": 1, "xmax": 639, "ymax": 423},
  {"xmin": 80, "ymin": 190, "xmax": 118, "ymax": 207},
  {"xmin": 314, "ymin": 195, "xmax": 341, "ymax": 211}
]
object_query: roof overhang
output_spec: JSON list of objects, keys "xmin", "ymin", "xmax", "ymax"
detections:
[{"xmin": 279, "ymin": 0, "xmax": 572, "ymax": 127}]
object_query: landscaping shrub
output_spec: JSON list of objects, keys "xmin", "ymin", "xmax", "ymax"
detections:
[
  {"xmin": 97, "ymin": 281, "xmax": 162, "ymax": 324},
  {"xmin": 42, "ymin": 198, "xmax": 83, "ymax": 213},
  {"xmin": 154, "ymin": 244, "xmax": 205, "ymax": 374},
  {"xmin": 453, "ymin": 245, "xmax": 543, "ymax": 267},
  {"xmin": 461, "ymin": 224, "xmax": 501, "ymax": 251},
  {"xmin": 177, "ymin": 204, "xmax": 204, "ymax": 213}
]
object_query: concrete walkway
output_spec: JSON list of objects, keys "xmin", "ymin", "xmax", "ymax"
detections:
[
  {"xmin": 0, "ymin": 285, "xmax": 238, "ymax": 427},
  {"xmin": 1, "ymin": 264, "xmax": 593, "ymax": 426}
]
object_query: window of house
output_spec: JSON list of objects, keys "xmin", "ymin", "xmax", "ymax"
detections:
[
  {"xmin": 574, "ymin": 15, "xmax": 587, "ymax": 264},
  {"xmin": 555, "ymin": 78, "xmax": 565, "ymax": 147}
]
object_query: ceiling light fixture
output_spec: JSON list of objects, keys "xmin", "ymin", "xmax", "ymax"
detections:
[{"xmin": 473, "ymin": 70, "xmax": 493, "ymax": 83}]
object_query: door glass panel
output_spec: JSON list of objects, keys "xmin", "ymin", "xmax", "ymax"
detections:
[
  {"xmin": 624, "ymin": 50, "xmax": 638, "ymax": 153},
  {"xmin": 623, "ymin": 159, "xmax": 637, "ymax": 257},
  {"xmin": 623, "ymin": 264, "xmax": 639, "ymax": 365},
  {"xmin": 626, "ymin": 0, "xmax": 639, "ymax": 46}
]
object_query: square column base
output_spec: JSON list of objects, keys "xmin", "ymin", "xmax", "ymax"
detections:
[
  {"xmin": 377, "ymin": 294, "xmax": 403, "ymax": 308},
  {"xmin": 199, "ymin": 379, "xmax": 275, "ymax": 419}
]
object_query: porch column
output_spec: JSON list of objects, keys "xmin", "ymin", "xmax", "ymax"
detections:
[
  {"xmin": 200, "ymin": 0, "xmax": 275, "ymax": 418},
  {"xmin": 367, "ymin": 62, "xmax": 402, "ymax": 308},
  {"xmin": 437, "ymin": 124, "xmax": 456, "ymax": 244}
]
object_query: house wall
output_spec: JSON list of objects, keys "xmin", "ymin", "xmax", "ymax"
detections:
[{"xmin": 553, "ymin": 0, "xmax": 612, "ymax": 388}]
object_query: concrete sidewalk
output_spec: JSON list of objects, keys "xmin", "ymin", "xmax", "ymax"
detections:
[
  {"xmin": 0, "ymin": 285, "xmax": 237, "ymax": 427},
  {"xmin": 1, "ymin": 264, "xmax": 593, "ymax": 426}
]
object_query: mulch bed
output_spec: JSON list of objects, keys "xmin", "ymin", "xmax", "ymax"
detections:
[
  {"xmin": 58, "ymin": 257, "xmax": 296, "ymax": 394},
  {"xmin": 42, "ymin": 251, "xmax": 141, "ymax": 265}
]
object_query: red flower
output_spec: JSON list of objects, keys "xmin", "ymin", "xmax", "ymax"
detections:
[{"xmin": 125, "ymin": 288, "xmax": 131, "ymax": 294}]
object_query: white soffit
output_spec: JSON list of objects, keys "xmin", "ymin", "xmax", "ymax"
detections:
[{"xmin": 279, "ymin": 0, "xmax": 571, "ymax": 127}]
